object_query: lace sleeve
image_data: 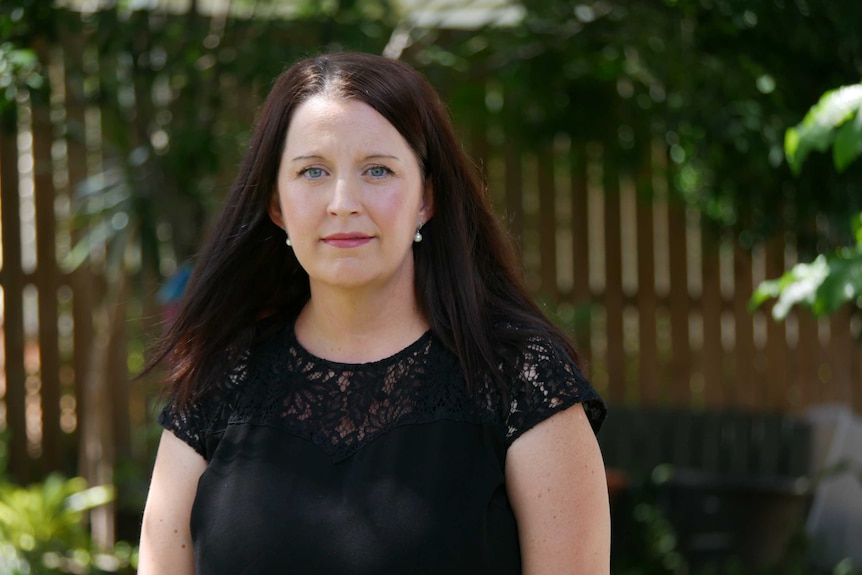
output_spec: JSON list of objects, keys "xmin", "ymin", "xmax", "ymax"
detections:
[
  {"xmin": 157, "ymin": 350, "xmax": 250, "ymax": 460},
  {"xmin": 158, "ymin": 397, "xmax": 212, "ymax": 459},
  {"xmin": 504, "ymin": 336, "xmax": 606, "ymax": 447}
]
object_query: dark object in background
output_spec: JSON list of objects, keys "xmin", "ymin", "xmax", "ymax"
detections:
[
  {"xmin": 600, "ymin": 405, "xmax": 814, "ymax": 570},
  {"xmin": 653, "ymin": 466, "xmax": 812, "ymax": 569}
]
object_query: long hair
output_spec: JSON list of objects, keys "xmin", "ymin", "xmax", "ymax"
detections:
[{"xmin": 148, "ymin": 52, "xmax": 582, "ymax": 407}]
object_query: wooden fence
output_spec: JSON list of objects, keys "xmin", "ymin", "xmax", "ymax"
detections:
[
  {"xmin": 479, "ymin": 131, "xmax": 862, "ymax": 413},
  {"xmin": 1, "ymin": 11, "xmax": 861, "ymax": 500}
]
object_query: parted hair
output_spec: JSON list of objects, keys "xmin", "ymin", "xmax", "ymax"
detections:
[{"xmin": 148, "ymin": 51, "xmax": 583, "ymax": 407}]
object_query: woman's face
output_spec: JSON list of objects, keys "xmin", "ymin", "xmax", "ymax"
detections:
[{"xmin": 270, "ymin": 96, "xmax": 433, "ymax": 294}]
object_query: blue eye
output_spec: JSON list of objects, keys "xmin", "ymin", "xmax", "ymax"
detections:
[
  {"xmin": 368, "ymin": 166, "xmax": 391, "ymax": 178},
  {"xmin": 301, "ymin": 167, "xmax": 325, "ymax": 179}
]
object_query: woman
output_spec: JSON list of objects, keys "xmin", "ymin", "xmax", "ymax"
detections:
[{"xmin": 138, "ymin": 51, "xmax": 610, "ymax": 574}]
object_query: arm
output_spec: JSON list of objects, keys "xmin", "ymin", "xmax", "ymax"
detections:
[
  {"xmin": 138, "ymin": 429, "xmax": 207, "ymax": 575},
  {"xmin": 506, "ymin": 403, "xmax": 611, "ymax": 575}
]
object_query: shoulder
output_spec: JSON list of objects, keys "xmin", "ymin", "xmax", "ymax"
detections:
[
  {"xmin": 505, "ymin": 399, "xmax": 611, "ymax": 572},
  {"xmin": 501, "ymin": 330, "xmax": 606, "ymax": 447},
  {"xmin": 158, "ymin": 315, "xmax": 287, "ymax": 459},
  {"xmin": 157, "ymin": 352, "xmax": 248, "ymax": 459},
  {"xmin": 502, "ymin": 334, "xmax": 611, "ymax": 570}
]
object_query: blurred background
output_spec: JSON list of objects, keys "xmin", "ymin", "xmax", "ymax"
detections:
[{"xmin": 1, "ymin": 0, "xmax": 861, "ymax": 573}]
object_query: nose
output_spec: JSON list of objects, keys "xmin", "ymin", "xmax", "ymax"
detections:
[{"xmin": 328, "ymin": 176, "xmax": 362, "ymax": 216}]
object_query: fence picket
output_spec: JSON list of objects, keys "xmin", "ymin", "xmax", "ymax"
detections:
[
  {"xmin": 830, "ymin": 309, "xmax": 855, "ymax": 408},
  {"xmin": 33, "ymin": 77, "xmax": 64, "ymax": 473},
  {"xmin": 61, "ymin": 29, "xmax": 91, "ymax": 466},
  {"xmin": 538, "ymin": 148, "xmax": 558, "ymax": 299},
  {"xmin": 603, "ymin": 141, "xmax": 625, "ymax": 404},
  {"xmin": 634, "ymin": 138, "xmax": 658, "ymax": 404},
  {"xmin": 765, "ymin": 237, "xmax": 789, "ymax": 411},
  {"xmin": 1, "ymin": 116, "xmax": 30, "ymax": 483},
  {"xmin": 701, "ymin": 238, "xmax": 724, "ymax": 408},
  {"xmin": 733, "ymin": 246, "xmax": 757, "ymax": 409},
  {"xmin": 667, "ymin": 198, "xmax": 691, "ymax": 406},
  {"xmin": 570, "ymin": 142, "xmax": 592, "ymax": 370}
]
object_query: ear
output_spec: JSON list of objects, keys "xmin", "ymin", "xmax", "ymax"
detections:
[
  {"xmin": 419, "ymin": 178, "xmax": 435, "ymax": 224},
  {"xmin": 268, "ymin": 189, "xmax": 286, "ymax": 229}
]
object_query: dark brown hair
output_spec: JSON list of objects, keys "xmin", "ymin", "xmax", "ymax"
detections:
[{"xmin": 148, "ymin": 52, "xmax": 581, "ymax": 406}]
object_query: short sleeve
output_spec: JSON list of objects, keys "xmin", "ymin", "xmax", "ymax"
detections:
[
  {"xmin": 156, "ymin": 350, "xmax": 250, "ymax": 460},
  {"xmin": 158, "ymin": 397, "xmax": 211, "ymax": 459},
  {"xmin": 504, "ymin": 336, "xmax": 605, "ymax": 447}
]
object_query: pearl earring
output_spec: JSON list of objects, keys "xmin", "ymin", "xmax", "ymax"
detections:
[
  {"xmin": 285, "ymin": 234, "xmax": 292, "ymax": 247},
  {"xmin": 414, "ymin": 223, "xmax": 423, "ymax": 243}
]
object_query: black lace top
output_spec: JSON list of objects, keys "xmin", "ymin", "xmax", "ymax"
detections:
[{"xmin": 159, "ymin": 319, "xmax": 605, "ymax": 575}]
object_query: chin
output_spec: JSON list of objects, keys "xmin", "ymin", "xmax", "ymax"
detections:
[{"xmin": 316, "ymin": 269, "xmax": 380, "ymax": 289}]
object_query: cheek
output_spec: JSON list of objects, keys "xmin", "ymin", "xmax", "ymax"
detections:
[
  {"xmin": 379, "ymin": 198, "xmax": 421, "ymax": 233},
  {"xmin": 280, "ymin": 190, "xmax": 316, "ymax": 226}
]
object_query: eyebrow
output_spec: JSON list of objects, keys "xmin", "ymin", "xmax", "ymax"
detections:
[{"xmin": 288, "ymin": 153, "xmax": 401, "ymax": 162}]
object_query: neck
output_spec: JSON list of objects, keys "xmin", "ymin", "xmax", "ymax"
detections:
[{"xmin": 295, "ymin": 281, "xmax": 428, "ymax": 364}]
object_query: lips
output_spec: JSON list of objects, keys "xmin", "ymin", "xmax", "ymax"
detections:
[{"xmin": 322, "ymin": 232, "xmax": 373, "ymax": 248}]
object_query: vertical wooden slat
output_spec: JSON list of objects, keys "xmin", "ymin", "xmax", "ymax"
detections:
[
  {"xmin": 61, "ymin": 22, "xmax": 94, "ymax": 474},
  {"xmin": 667, "ymin": 199, "xmax": 690, "ymax": 407},
  {"xmin": 603, "ymin": 139, "xmax": 625, "ymax": 404},
  {"xmin": 829, "ymin": 307, "xmax": 854, "ymax": 408},
  {"xmin": 110, "ymin": 293, "xmax": 131, "ymax": 467},
  {"xmin": 80, "ymin": 300, "xmax": 116, "ymax": 548},
  {"xmin": 92, "ymin": 29, "xmax": 118, "ymax": 547},
  {"xmin": 570, "ymin": 143, "xmax": 592, "ymax": 368},
  {"xmin": 70, "ymin": 266, "xmax": 94, "ymax": 448},
  {"xmin": 817, "ymin": 317, "xmax": 838, "ymax": 405},
  {"xmin": 733, "ymin": 246, "xmax": 756, "ymax": 409},
  {"xmin": 31, "ymin": 52, "xmax": 64, "ymax": 472},
  {"xmin": 106, "ymin": 31, "xmax": 133, "ymax": 474},
  {"xmin": 635, "ymin": 138, "xmax": 658, "ymax": 404},
  {"xmin": 764, "ymin": 236, "xmax": 788, "ymax": 410},
  {"xmin": 537, "ymin": 146, "xmax": 557, "ymax": 298},
  {"xmin": 136, "ymin": 285, "xmax": 161, "ymax": 459},
  {"xmin": 701, "ymin": 236, "xmax": 724, "ymax": 409},
  {"xmin": 0, "ymin": 111, "xmax": 30, "ymax": 483},
  {"xmin": 795, "ymin": 309, "xmax": 820, "ymax": 410}
]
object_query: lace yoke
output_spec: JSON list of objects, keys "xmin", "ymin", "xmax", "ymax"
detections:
[{"xmin": 160, "ymin": 321, "xmax": 606, "ymax": 462}]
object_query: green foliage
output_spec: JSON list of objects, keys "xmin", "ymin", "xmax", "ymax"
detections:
[
  {"xmin": 786, "ymin": 84, "xmax": 862, "ymax": 175},
  {"xmin": 751, "ymin": 236, "xmax": 862, "ymax": 320},
  {"xmin": 411, "ymin": 0, "xmax": 862, "ymax": 246},
  {"xmin": 0, "ymin": 475, "xmax": 136, "ymax": 574},
  {"xmin": 0, "ymin": 42, "xmax": 42, "ymax": 115},
  {"xmin": 752, "ymin": 83, "xmax": 862, "ymax": 320},
  {"xmin": 610, "ymin": 474, "xmax": 687, "ymax": 575},
  {"xmin": 0, "ymin": 0, "xmax": 56, "ymax": 119}
]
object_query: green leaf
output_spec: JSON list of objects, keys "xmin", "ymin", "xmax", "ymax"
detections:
[
  {"xmin": 784, "ymin": 127, "xmax": 801, "ymax": 174},
  {"xmin": 6, "ymin": 48, "xmax": 38, "ymax": 69},
  {"xmin": 853, "ymin": 212, "xmax": 862, "ymax": 245},
  {"xmin": 833, "ymin": 104, "xmax": 862, "ymax": 172},
  {"xmin": 64, "ymin": 484, "xmax": 114, "ymax": 514},
  {"xmin": 786, "ymin": 83, "xmax": 862, "ymax": 175},
  {"xmin": 812, "ymin": 254, "xmax": 860, "ymax": 315},
  {"xmin": 752, "ymin": 244, "xmax": 862, "ymax": 320},
  {"xmin": 750, "ymin": 278, "xmax": 782, "ymax": 311},
  {"xmin": 772, "ymin": 256, "xmax": 831, "ymax": 319}
]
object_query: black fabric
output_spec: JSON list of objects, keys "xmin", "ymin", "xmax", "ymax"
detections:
[{"xmin": 159, "ymin": 319, "xmax": 605, "ymax": 575}]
